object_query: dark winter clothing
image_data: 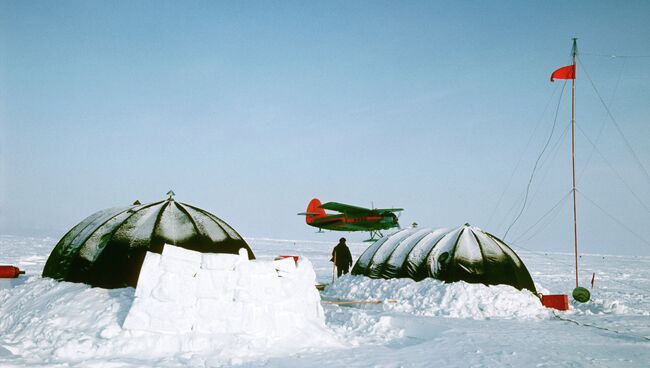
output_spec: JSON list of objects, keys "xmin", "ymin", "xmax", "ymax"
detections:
[{"xmin": 331, "ymin": 239, "xmax": 353, "ymax": 277}]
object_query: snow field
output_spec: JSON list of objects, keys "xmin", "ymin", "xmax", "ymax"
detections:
[{"xmin": 1, "ymin": 235, "xmax": 650, "ymax": 367}]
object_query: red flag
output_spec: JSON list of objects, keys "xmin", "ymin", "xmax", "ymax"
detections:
[{"xmin": 550, "ymin": 64, "xmax": 575, "ymax": 82}]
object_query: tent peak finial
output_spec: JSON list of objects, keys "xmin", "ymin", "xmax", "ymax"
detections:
[{"xmin": 167, "ymin": 190, "xmax": 176, "ymax": 200}]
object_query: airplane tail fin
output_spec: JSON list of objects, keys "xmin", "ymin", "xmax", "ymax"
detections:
[{"xmin": 298, "ymin": 198, "xmax": 327, "ymax": 224}]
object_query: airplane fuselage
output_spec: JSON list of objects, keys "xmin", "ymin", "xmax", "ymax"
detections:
[{"xmin": 309, "ymin": 212, "xmax": 399, "ymax": 232}]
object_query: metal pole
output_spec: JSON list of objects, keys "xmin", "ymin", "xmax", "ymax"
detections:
[{"xmin": 571, "ymin": 38, "xmax": 579, "ymax": 289}]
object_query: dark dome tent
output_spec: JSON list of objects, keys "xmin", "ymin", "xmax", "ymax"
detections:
[
  {"xmin": 351, "ymin": 224, "xmax": 536, "ymax": 293},
  {"xmin": 42, "ymin": 195, "xmax": 254, "ymax": 289}
]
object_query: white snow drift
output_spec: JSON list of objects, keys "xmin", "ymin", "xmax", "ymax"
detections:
[{"xmin": 322, "ymin": 275, "xmax": 550, "ymax": 320}]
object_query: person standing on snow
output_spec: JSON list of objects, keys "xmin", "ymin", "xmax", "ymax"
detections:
[{"xmin": 331, "ymin": 237, "xmax": 353, "ymax": 277}]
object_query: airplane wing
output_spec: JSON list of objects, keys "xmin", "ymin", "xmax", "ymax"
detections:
[
  {"xmin": 319, "ymin": 202, "xmax": 370, "ymax": 215},
  {"xmin": 374, "ymin": 208, "xmax": 404, "ymax": 213}
]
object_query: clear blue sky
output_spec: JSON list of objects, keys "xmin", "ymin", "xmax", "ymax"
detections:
[{"xmin": 1, "ymin": 1, "xmax": 649, "ymax": 257}]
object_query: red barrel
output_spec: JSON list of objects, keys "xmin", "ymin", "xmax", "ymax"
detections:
[{"xmin": 0, "ymin": 265, "xmax": 25, "ymax": 278}]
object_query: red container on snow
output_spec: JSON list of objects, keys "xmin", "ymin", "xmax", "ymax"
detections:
[
  {"xmin": 541, "ymin": 294, "xmax": 569, "ymax": 311},
  {"xmin": 275, "ymin": 255, "xmax": 299, "ymax": 265},
  {"xmin": 0, "ymin": 265, "xmax": 25, "ymax": 278}
]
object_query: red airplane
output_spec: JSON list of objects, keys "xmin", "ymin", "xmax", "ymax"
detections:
[{"xmin": 298, "ymin": 198, "xmax": 403, "ymax": 241}]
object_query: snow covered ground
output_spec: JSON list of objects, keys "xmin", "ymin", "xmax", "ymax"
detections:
[{"xmin": 1, "ymin": 234, "xmax": 649, "ymax": 367}]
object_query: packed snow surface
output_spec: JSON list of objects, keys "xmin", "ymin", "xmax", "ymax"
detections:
[{"xmin": 1, "ymin": 235, "xmax": 650, "ymax": 367}]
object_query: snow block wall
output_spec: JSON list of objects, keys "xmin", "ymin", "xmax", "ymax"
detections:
[{"xmin": 123, "ymin": 244, "xmax": 325, "ymax": 336}]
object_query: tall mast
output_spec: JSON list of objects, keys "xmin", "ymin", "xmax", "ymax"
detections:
[{"xmin": 571, "ymin": 38, "xmax": 579, "ymax": 288}]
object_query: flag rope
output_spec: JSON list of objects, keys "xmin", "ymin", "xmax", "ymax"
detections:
[
  {"xmin": 577, "ymin": 56, "xmax": 650, "ymax": 185},
  {"xmin": 503, "ymin": 82, "xmax": 568, "ymax": 239}
]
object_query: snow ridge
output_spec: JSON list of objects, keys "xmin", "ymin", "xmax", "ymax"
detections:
[{"xmin": 322, "ymin": 275, "xmax": 550, "ymax": 320}]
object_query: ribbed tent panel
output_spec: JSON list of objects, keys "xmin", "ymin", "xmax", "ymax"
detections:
[
  {"xmin": 365, "ymin": 227, "xmax": 418, "ymax": 279},
  {"xmin": 406, "ymin": 227, "xmax": 458, "ymax": 280},
  {"xmin": 42, "ymin": 197, "xmax": 254, "ymax": 289},
  {"xmin": 351, "ymin": 224, "xmax": 536, "ymax": 293},
  {"xmin": 376, "ymin": 228, "xmax": 435, "ymax": 279}
]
